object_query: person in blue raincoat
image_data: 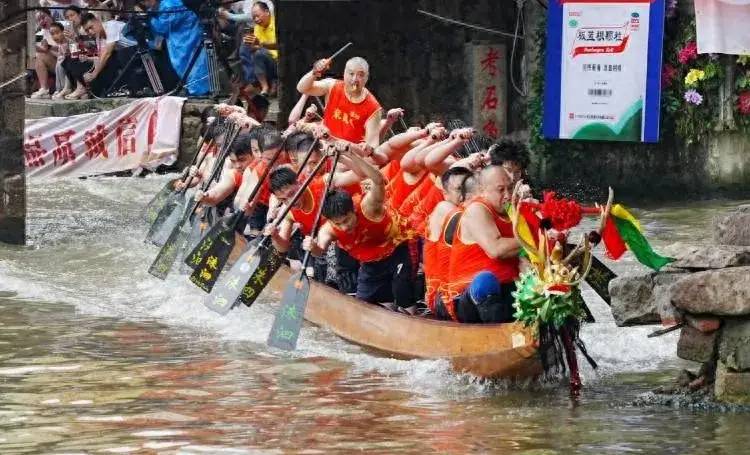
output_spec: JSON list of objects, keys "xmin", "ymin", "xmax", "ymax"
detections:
[{"xmin": 146, "ymin": 0, "xmax": 209, "ymax": 96}]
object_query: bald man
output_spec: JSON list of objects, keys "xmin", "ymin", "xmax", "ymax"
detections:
[
  {"xmin": 296, "ymin": 56, "xmax": 383, "ymax": 152},
  {"xmin": 440, "ymin": 165, "xmax": 521, "ymax": 323}
]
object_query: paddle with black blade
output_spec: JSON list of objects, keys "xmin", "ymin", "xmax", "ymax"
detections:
[
  {"xmin": 185, "ymin": 135, "xmax": 321, "ymax": 272},
  {"xmin": 188, "ymin": 137, "xmax": 288, "ymax": 293},
  {"xmin": 203, "ymin": 146, "xmax": 331, "ymax": 315},
  {"xmin": 147, "ymin": 123, "xmax": 240, "ymax": 279},
  {"xmin": 267, "ymin": 150, "xmax": 341, "ymax": 351},
  {"xmin": 145, "ymin": 123, "xmax": 230, "ymax": 247},
  {"xmin": 144, "ymin": 118, "xmax": 221, "ymax": 224}
]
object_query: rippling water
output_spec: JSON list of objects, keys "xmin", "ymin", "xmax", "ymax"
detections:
[{"xmin": 1, "ymin": 176, "xmax": 749, "ymax": 454}]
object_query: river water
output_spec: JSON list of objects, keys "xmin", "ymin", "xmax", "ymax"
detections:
[{"xmin": 1, "ymin": 176, "xmax": 749, "ymax": 454}]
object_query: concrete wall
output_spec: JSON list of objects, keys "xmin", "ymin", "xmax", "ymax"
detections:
[
  {"xmin": 0, "ymin": 0, "xmax": 27, "ymax": 244},
  {"xmin": 276, "ymin": 0, "xmax": 526, "ymax": 131}
]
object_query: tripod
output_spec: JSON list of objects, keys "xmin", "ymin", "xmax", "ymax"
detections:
[
  {"xmin": 106, "ymin": 43, "xmax": 165, "ymax": 97},
  {"xmin": 172, "ymin": 13, "xmax": 223, "ymax": 98},
  {"xmin": 106, "ymin": 16, "xmax": 165, "ymax": 97}
]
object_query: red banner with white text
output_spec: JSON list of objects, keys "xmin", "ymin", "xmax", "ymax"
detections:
[{"xmin": 24, "ymin": 96, "xmax": 185, "ymax": 180}]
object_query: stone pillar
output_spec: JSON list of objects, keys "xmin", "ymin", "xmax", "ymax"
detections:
[{"xmin": 0, "ymin": 0, "xmax": 27, "ymax": 244}]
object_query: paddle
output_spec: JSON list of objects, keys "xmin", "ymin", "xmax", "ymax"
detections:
[
  {"xmin": 203, "ymin": 148, "xmax": 331, "ymax": 315},
  {"xmin": 267, "ymin": 151, "xmax": 341, "ymax": 350},
  {"xmin": 147, "ymin": 124, "xmax": 240, "ymax": 279},
  {"xmin": 145, "ymin": 129, "xmax": 223, "ymax": 247},
  {"xmin": 144, "ymin": 119, "xmax": 220, "ymax": 224},
  {"xmin": 188, "ymin": 137, "xmax": 287, "ymax": 293},
  {"xmin": 185, "ymin": 136, "xmax": 319, "ymax": 271}
]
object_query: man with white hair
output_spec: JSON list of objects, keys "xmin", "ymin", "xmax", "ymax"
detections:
[{"xmin": 296, "ymin": 56, "xmax": 383, "ymax": 152}]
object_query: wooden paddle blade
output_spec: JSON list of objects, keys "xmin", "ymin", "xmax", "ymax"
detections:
[
  {"xmin": 146, "ymin": 193, "xmax": 186, "ymax": 246},
  {"xmin": 267, "ymin": 272, "xmax": 311, "ymax": 351},
  {"xmin": 184, "ymin": 222, "xmax": 220, "ymax": 269},
  {"xmin": 148, "ymin": 221, "xmax": 191, "ymax": 279},
  {"xmin": 179, "ymin": 212, "xmax": 209, "ymax": 273},
  {"xmin": 203, "ymin": 245, "xmax": 263, "ymax": 315},
  {"xmin": 144, "ymin": 180, "xmax": 177, "ymax": 223},
  {"xmin": 237, "ymin": 247, "xmax": 285, "ymax": 307},
  {"xmin": 188, "ymin": 230, "xmax": 237, "ymax": 293},
  {"xmin": 585, "ymin": 254, "xmax": 617, "ymax": 305}
]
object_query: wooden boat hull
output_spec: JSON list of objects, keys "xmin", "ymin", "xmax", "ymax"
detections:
[{"xmin": 268, "ymin": 266, "xmax": 542, "ymax": 380}]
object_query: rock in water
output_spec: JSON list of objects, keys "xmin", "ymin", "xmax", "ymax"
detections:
[
  {"xmin": 666, "ymin": 243, "xmax": 750, "ymax": 270},
  {"xmin": 718, "ymin": 319, "xmax": 750, "ymax": 371},
  {"xmin": 715, "ymin": 361, "xmax": 750, "ymax": 405},
  {"xmin": 609, "ymin": 273, "xmax": 658, "ymax": 326},
  {"xmin": 677, "ymin": 325, "xmax": 717, "ymax": 363},
  {"xmin": 713, "ymin": 205, "xmax": 750, "ymax": 246},
  {"xmin": 609, "ymin": 271, "xmax": 689, "ymax": 326},
  {"xmin": 671, "ymin": 267, "xmax": 750, "ymax": 316}
]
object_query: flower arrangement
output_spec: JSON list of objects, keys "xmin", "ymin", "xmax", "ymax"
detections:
[{"xmin": 660, "ymin": 13, "xmax": 750, "ymax": 145}]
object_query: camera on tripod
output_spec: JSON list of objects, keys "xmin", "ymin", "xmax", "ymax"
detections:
[{"xmin": 123, "ymin": 12, "xmax": 152, "ymax": 49}]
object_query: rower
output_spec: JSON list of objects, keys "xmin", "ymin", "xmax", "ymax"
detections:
[
  {"xmin": 441, "ymin": 165, "xmax": 520, "ymax": 323},
  {"xmin": 234, "ymin": 129, "xmax": 289, "ymax": 237},
  {"xmin": 423, "ymin": 166, "xmax": 475, "ymax": 317},
  {"xmin": 302, "ymin": 145, "xmax": 415, "ymax": 312},
  {"xmin": 193, "ymin": 132, "xmax": 256, "ymax": 209},
  {"xmin": 297, "ymin": 56, "xmax": 384, "ymax": 159}
]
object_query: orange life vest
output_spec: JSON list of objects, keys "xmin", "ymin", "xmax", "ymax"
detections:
[
  {"xmin": 408, "ymin": 181, "xmax": 445, "ymax": 234},
  {"xmin": 323, "ymin": 80, "xmax": 381, "ymax": 144},
  {"xmin": 329, "ymin": 196, "xmax": 411, "ymax": 263},
  {"xmin": 444, "ymin": 197, "xmax": 519, "ymax": 300},
  {"xmin": 423, "ymin": 206, "xmax": 463, "ymax": 313},
  {"xmin": 388, "ymin": 169, "xmax": 426, "ymax": 217}
]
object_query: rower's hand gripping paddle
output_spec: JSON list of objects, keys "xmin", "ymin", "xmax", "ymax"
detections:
[
  {"xmin": 188, "ymin": 136, "xmax": 288, "ymax": 293},
  {"xmin": 202, "ymin": 144, "xmax": 330, "ymax": 315}
]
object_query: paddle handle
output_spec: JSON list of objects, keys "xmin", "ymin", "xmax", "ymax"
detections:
[
  {"xmin": 294, "ymin": 138, "xmax": 319, "ymax": 179},
  {"xmin": 232, "ymin": 134, "xmax": 288, "ymax": 229},
  {"xmin": 183, "ymin": 124, "xmax": 239, "ymax": 222},
  {"xmin": 178, "ymin": 118, "xmax": 222, "ymax": 188},
  {"xmin": 252, "ymin": 151, "xmax": 333, "ymax": 252},
  {"xmin": 329, "ymin": 42, "xmax": 352, "ymax": 61},
  {"xmin": 271, "ymin": 150, "xmax": 331, "ymax": 230},
  {"xmin": 300, "ymin": 150, "xmax": 341, "ymax": 273}
]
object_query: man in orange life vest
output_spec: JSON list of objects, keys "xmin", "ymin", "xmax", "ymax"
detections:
[
  {"xmin": 441, "ymin": 165, "xmax": 521, "ymax": 323},
  {"xmin": 296, "ymin": 56, "xmax": 383, "ymax": 154},
  {"xmin": 302, "ymin": 146, "xmax": 415, "ymax": 312},
  {"xmin": 297, "ymin": 55, "xmax": 384, "ymax": 295}
]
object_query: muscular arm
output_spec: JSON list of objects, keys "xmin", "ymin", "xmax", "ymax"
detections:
[
  {"xmin": 346, "ymin": 150, "xmax": 386, "ymax": 220},
  {"xmin": 462, "ymin": 203, "xmax": 520, "ymax": 260},
  {"xmin": 308, "ymin": 222, "xmax": 336, "ymax": 257},
  {"xmin": 423, "ymin": 138, "xmax": 467, "ymax": 174},
  {"xmin": 363, "ymin": 108, "xmax": 383, "ymax": 150},
  {"xmin": 376, "ymin": 128, "xmax": 429, "ymax": 161},
  {"xmin": 297, "ymin": 72, "xmax": 335, "ymax": 98},
  {"xmin": 199, "ymin": 169, "xmax": 238, "ymax": 206},
  {"xmin": 288, "ymin": 94, "xmax": 309, "ymax": 124},
  {"xmin": 234, "ymin": 167, "xmax": 259, "ymax": 213}
]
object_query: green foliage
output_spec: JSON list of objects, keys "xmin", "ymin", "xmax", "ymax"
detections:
[{"xmin": 512, "ymin": 270, "xmax": 586, "ymax": 330}]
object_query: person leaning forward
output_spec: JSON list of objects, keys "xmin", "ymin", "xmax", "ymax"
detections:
[{"xmin": 302, "ymin": 142, "xmax": 417, "ymax": 313}]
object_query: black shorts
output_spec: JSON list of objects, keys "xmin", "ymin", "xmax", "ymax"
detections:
[
  {"xmin": 456, "ymin": 281, "xmax": 517, "ymax": 323},
  {"xmin": 356, "ymin": 242, "xmax": 413, "ymax": 308}
]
